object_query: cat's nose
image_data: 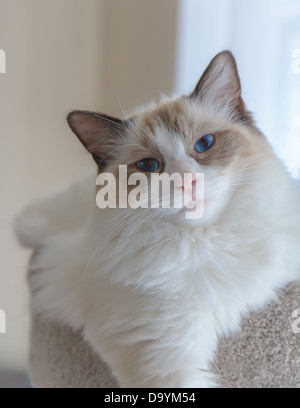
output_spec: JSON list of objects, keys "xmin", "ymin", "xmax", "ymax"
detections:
[
  {"xmin": 180, "ymin": 177, "xmax": 196, "ymax": 190},
  {"xmin": 177, "ymin": 174, "xmax": 197, "ymax": 190},
  {"xmin": 178, "ymin": 174, "xmax": 200, "ymax": 202}
]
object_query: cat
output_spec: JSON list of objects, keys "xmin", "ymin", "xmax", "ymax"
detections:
[{"xmin": 15, "ymin": 51, "xmax": 300, "ymax": 388}]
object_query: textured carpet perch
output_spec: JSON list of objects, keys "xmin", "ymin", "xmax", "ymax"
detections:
[{"xmin": 29, "ymin": 282, "xmax": 299, "ymax": 388}]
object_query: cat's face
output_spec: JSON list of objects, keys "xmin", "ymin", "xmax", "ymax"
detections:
[{"xmin": 68, "ymin": 51, "xmax": 271, "ymax": 225}]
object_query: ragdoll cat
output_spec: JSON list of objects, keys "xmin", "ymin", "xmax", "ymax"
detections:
[{"xmin": 16, "ymin": 51, "xmax": 300, "ymax": 387}]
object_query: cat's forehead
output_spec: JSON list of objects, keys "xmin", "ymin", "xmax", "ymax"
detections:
[
  {"xmin": 139, "ymin": 98, "xmax": 190, "ymax": 135},
  {"xmin": 123, "ymin": 96, "xmax": 259, "ymax": 169},
  {"xmin": 132, "ymin": 96, "xmax": 232, "ymax": 142}
]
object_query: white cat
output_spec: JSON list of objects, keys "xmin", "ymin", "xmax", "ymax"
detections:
[{"xmin": 15, "ymin": 51, "xmax": 300, "ymax": 387}]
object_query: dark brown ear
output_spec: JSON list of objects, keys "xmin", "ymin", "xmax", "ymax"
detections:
[
  {"xmin": 67, "ymin": 111, "xmax": 127, "ymax": 169},
  {"xmin": 191, "ymin": 51, "xmax": 248, "ymax": 121}
]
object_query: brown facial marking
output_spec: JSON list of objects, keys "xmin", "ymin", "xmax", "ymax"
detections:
[
  {"xmin": 141, "ymin": 100, "xmax": 183, "ymax": 134},
  {"xmin": 190, "ymin": 130, "xmax": 242, "ymax": 168},
  {"xmin": 126, "ymin": 96, "xmax": 263, "ymax": 177}
]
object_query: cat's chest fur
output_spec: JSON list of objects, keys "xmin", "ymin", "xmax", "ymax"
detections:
[{"xmin": 83, "ymin": 211, "xmax": 286, "ymax": 337}]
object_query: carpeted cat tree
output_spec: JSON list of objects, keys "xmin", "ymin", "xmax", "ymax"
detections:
[{"xmin": 28, "ymin": 256, "xmax": 299, "ymax": 388}]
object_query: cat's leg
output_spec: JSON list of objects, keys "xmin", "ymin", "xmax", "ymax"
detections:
[
  {"xmin": 85, "ymin": 330, "xmax": 218, "ymax": 388},
  {"xmin": 118, "ymin": 368, "xmax": 217, "ymax": 388},
  {"xmin": 102, "ymin": 350, "xmax": 218, "ymax": 388},
  {"xmin": 83, "ymin": 284, "xmax": 220, "ymax": 388}
]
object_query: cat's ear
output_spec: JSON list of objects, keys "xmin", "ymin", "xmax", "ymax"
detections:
[
  {"xmin": 191, "ymin": 51, "xmax": 247, "ymax": 121},
  {"xmin": 67, "ymin": 111, "xmax": 127, "ymax": 169}
]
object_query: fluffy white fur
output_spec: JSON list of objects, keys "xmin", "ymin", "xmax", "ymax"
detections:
[{"xmin": 15, "ymin": 52, "xmax": 300, "ymax": 388}]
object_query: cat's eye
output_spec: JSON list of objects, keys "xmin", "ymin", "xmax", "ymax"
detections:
[
  {"xmin": 135, "ymin": 158, "xmax": 160, "ymax": 172},
  {"xmin": 194, "ymin": 134, "xmax": 215, "ymax": 153}
]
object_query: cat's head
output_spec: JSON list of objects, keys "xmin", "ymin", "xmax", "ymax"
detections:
[{"xmin": 68, "ymin": 51, "xmax": 271, "ymax": 225}]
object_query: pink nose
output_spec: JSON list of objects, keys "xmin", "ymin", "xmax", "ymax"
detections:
[
  {"xmin": 181, "ymin": 178, "xmax": 196, "ymax": 190},
  {"xmin": 177, "ymin": 172, "xmax": 197, "ymax": 190}
]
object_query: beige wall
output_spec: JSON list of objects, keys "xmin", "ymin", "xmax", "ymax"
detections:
[
  {"xmin": 0, "ymin": 0, "xmax": 177, "ymax": 371},
  {"xmin": 100, "ymin": 0, "xmax": 177, "ymax": 116}
]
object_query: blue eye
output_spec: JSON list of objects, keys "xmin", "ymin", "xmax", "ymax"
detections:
[
  {"xmin": 194, "ymin": 134, "xmax": 215, "ymax": 153},
  {"xmin": 135, "ymin": 158, "xmax": 160, "ymax": 172}
]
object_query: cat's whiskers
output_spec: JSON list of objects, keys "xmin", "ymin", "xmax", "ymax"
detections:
[
  {"xmin": 83, "ymin": 196, "xmax": 160, "ymax": 280},
  {"xmin": 107, "ymin": 207, "xmax": 161, "ymax": 274},
  {"xmin": 81, "ymin": 214, "xmax": 134, "ymax": 280},
  {"xmin": 110, "ymin": 208, "xmax": 163, "ymax": 279}
]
